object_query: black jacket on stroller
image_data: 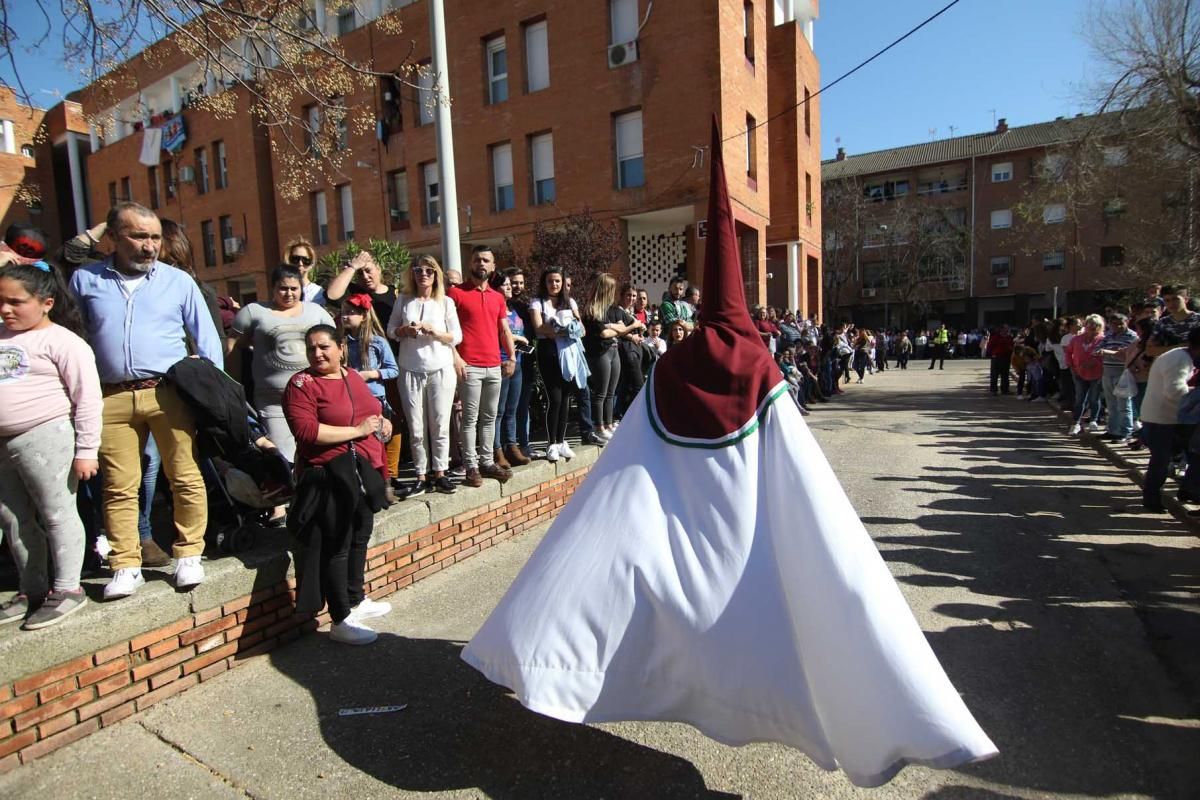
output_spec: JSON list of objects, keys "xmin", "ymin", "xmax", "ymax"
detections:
[{"xmin": 168, "ymin": 356, "xmax": 252, "ymax": 461}]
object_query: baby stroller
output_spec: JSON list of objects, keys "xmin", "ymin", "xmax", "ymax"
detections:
[{"xmin": 168, "ymin": 358, "xmax": 294, "ymax": 555}]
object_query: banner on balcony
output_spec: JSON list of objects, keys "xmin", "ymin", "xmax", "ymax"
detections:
[
  {"xmin": 139, "ymin": 127, "xmax": 163, "ymax": 166},
  {"xmin": 161, "ymin": 116, "xmax": 187, "ymax": 153}
]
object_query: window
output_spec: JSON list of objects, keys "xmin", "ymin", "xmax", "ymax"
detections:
[
  {"xmin": 610, "ymin": 0, "xmax": 638, "ymax": 45},
  {"xmin": 312, "ymin": 191, "xmax": 329, "ymax": 245},
  {"xmin": 1042, "ymin": 251, "xmax": 1065, "ymax": 271},
  {"xmin": 1043, "ymin": 204, "xmax": 1067, "ymax": 224},
  {"xmin": 990, "ymin": 209, "xmax": 1012, "ymax": 229},
  {"xmin": 108, "ymin": 182, "xmax": 118, "ymax": 207},
  {"xmin": 304, "ymin": 104, "xmax": 320, "ymax": 152},
  {"xmin": 0, "ymin": 120, "xmax": 12, "ymax": 153},
  {"xmin": 1041, "ymin": 153, "xmax": 1068, "ymax": 180},
  {"xmin": 743, "ymin": 2, "xmax": 755, "ymax": 63},
  {"xmin": 201, "ymin": 220, "xmax": 216, "ymax": 267},
  {"xmin": 423, "ymin": 162, "xmax": 440, "ymax": 224},
  {"xmin": 991, "ymin": 162, "xmax": 1012, "ymax": 182},
  {"xmin": 990, "ymin": 256, "xmax": 1011, "ymax": 275},
  {"xmin": 531, "ymin": 132, "xmax": 555, "ymax": 205},
  {"xmin": 615, "ymin": 110, "xmax": 644, "ymax": 189},
  {"xmin": 388, "ymin": 169, "xmax": 410, "ymax": 227},
  {"xmin": 805, "ymin": 172, "xmax": 813, "ymax": 224},
  {"xmin": 337, "ymin": 7, "xmax": 356, "ymax": 35},
  {"xmin": 1103, "ymin": 146, "xmax": 1127, "ymax": 167},
  {"xmin": 195, "ymin": 147, "xmax": 210, "ymax": 194},
  {"xmin": 745, "ymin": 114, "xmax": 757, "ymax": 183},
  {"xmin": 120, "ymin": 176, "xmax": 132, "ymax": 202},
  {"xmin": 338, "ymin": 184, "xmax": 355, "ymax": 240},
  {"xmin": 332, "ymin": 97, "xmax": 348, "ymax": 150},
  {"xmin": 1103, "ymin": 197, "xmax": 1126, "ymax": 217},
  {"xmin": 485, "ymin": 36, "xmax": 508, "ymax": 104},
  {"xmin": 1100, "ymin": 245, "xmax": 1124, "ymax": 267},
  {"xmin": 491, "ymin": 143, "xmax": 514, "ymax": 212},
  {"xmin": 525, "ymin": 21, "xmax": 549, "ymax": 92},
  {"xmin": 215, "ymin": 141, "xmax": 228, "ymax": 188},
  {"xmin": 417, "ymin": 65, "xmax": 435, "ymax": 126},
  {"xmin": 219, "ymin": 215, "xmax": 235, "ymax": 263},
  {"xmin": 164, "ymin": 160, "xmax": 176, "ymax": 200},
  {"xmin": 148, "ymin": 166, "xmax": 160, "ymax": 209},
  {"xmin": 803, "ymin": 86, "xmax": 811, "ymax": 138},
  {"xmin": 20, "ymin": 144, "xmax": 33, "ymax": 159}
]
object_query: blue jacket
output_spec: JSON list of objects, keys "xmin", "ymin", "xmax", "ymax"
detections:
[
  {"xmin": 555, "ymin": 319, "xmax": 590, "ymax": 389},
  {"xmin": 345, "ymin": 333, "xmax": 399, "ymax": 400}
]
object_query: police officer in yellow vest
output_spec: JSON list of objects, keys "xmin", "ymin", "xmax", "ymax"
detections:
[{"xmin": 928, "ymin": 324, "xmax": 950, "ymax": 370}]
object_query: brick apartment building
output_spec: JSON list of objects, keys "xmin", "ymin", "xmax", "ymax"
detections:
[
  {"xmin": 821, "ymin": 112, "xmax": 1179, "ymax": 331},
  {"xmin": 75, "ymin": 0, "xmax": 822, "ymax": 311}
]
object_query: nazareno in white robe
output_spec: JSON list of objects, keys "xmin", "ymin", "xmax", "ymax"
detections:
[{"xmin": 462, "ymin": 374, "xmax": 998, "ymax": 788}]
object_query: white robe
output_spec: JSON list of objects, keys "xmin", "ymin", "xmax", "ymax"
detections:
[{"xmin": 462, "ymin": 380, "xmax": 997, "ymax": 787}]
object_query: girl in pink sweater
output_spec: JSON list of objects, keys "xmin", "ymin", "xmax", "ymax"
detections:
[{"xmin": 0, "ymin": 262, "xmax": 101, "ymax": 630}]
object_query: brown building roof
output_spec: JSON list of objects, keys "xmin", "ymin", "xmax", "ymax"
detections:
[{"xmin": 822, "ymin": 111, "xmax": 1141, "ymax": 180}]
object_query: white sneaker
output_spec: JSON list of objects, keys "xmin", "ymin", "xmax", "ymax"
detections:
[
  {"xmin": 350, "ymin": 597, "xmax": 391, "ymax": 620},
  {"xmin": 559, "ymin": 441, "xmax": 576, "ymax": 460},
  {"xmin": 1086, "ymin": 421, "xmax": 1105, "ymax": 433},
  {"xmin": 1069, "ymin": 423, "xmax": 1082, "ymax": 436},
  {"xmin": 330, "ymin": 618, "xmax": 377, "ymax": 645},
  {"xmin": 174, "ymin": 556, "xmax": 205, "ymax": 588},
  {"xmin": 545, "ymin": 443, "xmax": 561, "ymax": 463},
  {"xmin": 103, "ymin": 568, "xmax": 144, "ymax": 600},
  {"xmin": 598, "ymin": 428, "xmax": 614, "ymax": 441},
  {"xmin": 1133, "ymin": 420, "xmax": 1142, "ymax": 432}
]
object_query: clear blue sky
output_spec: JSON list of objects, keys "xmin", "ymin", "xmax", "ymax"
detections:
[
  {"xmin": 815, "ymin": 0, "xmax": 1100, "ymax": 158},
  {"xmin": 5, "ymin": 0, "xmax": 1102, "ymax": 158}
]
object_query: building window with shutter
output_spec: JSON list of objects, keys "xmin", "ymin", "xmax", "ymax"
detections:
[
  {"xmin": 486, "ymin": 36, "xmax": 508, "ymax": 104},
  {"xmin": 1042, "ymin": 251, "xmax": 1065, "ymax": 271},
  {"xmin": 743, "ymin": 2, "xmax": 755, "ymax": 63},
  {"xmin": 615, "ymin": 110, "xmax": 644, "ymax": 189},
  {"xmin": 201, "ymin": 220, "xmax": 216, "ymax": 267},
  {"xmin": 610, "ymin": 0, "xmax": 637, "ymax": 45},
  {"xmin": 525, "ymin": 20, "xmax": 549, "ymax": 92},
  {"xmin": 195, "ymin": 147, "xmax": 210, "ymax": 194},
  {"xmin": 338, "ymin": 184, "xmax": 355, "ymax": 241},
  {"xmin": 423, "ymin": 162, "xmax": 440, "ymax": 224},
  {"xmin": 531, "ymin": 132, "xmax": 555, "ymax": 205},
  {"xmin": 312, "ymin": 191, "xmax": 329, "ymax": 245},
  {"xmin": 164, "ymin": 160, "xmax": 176, "ymax": 200},
  {"xmin": 388, "ymin": 169, "xmax": 410, "ymax": 229},
  {"xmin": 491, "ymin": 143, "xmax": 514, "ymax": 212},
  {"xmin": 990, "ymin": 209, "xmax": 1012, "ymax": 229},
  {"xmin": 215, "ymin": 140, "xmax": 228, "ymax": 188},
  {"xmin": 220, "ymin": 215, "xmax": 235, "ymax": 263},
  {"xmin": 148, "ymin": 166, "xmax": 160, "ymax": 209}
]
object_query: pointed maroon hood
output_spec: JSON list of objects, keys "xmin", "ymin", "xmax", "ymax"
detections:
[{"xmin": 649, "ymin": 118, "xmax": 782, "ymax": 444}]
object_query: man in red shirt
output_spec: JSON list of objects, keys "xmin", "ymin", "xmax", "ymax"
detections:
[
  {"xmin": 449, "ymin": 245, "xmax": 516, "ymax": 487},
  {"xmin": 986, "ymin": 324, "xmax": 1015, "ymax": 395}
]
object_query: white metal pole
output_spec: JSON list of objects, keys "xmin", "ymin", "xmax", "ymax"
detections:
[{"xmin": 429, "ymin": 0, "xmax": 461, "ymax": 272}]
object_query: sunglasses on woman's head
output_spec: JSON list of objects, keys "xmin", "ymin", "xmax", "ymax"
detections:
[
  {"xmin": 289, "ymin": 255, "xmax": 313, "ymax": 266},
  {"xmin": 412, "ymin": 267, "xmax": 436, "ymax": 277}
]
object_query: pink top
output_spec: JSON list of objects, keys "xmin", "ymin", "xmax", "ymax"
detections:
[
  {"xmin": 1065, "ymin": 333, "xmax": 1104, "ymax": 381},
  {"xmin": 0, "ymin": 324, "xmax": 103, "ymax": 458}
]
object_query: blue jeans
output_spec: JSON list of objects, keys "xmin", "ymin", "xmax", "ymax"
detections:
[
  {"xmin": 516, "ymin": 355, "xmax": 535, "ymax": 450},
  {"xmin": 1072, "ymin": 375, "xmax": 1102, "ymax": 423},
  {"xmin": 494, "ymin": 363, "xmax": 523, "ymax": 448},
  {"xmin": 138, "ymin": 435, "xmax": 161, "ymax": 543},
  {"xmin": 1101, "ymin": 371, "xmax": 1133, "ymax": 438}
]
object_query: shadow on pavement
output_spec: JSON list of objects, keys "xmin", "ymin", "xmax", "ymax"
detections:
[
  {"xmin": 834, "ymin": 375, "xmax": 1200, "ymax": 798},
  {"xmin": 269, "ymin": 633, "xmax": 739, "ymax": 799}
]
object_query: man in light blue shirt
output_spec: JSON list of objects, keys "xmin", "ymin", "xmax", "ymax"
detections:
[{"xmin": 70, "ymin": 202, "xmax": 221, "ymax": 599}]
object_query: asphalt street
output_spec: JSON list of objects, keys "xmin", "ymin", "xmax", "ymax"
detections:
[{"xmin": 4, "ymin": 360, "xmax": 1198, "ymax": 799}]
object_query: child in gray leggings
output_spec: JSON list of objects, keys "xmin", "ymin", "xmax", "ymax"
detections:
[{"xmin": 0, "ymin": 262, "xmax": 102, "ymax": 630}]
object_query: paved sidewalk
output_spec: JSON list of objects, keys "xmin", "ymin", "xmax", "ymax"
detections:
[{"xmin": 4, "ymin": 362, "xmax": 1198, "ymax": 799}]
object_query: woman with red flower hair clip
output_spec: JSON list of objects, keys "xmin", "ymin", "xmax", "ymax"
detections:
[{"xmin": 228, "ymin": 264, "xmax": 334, "ymax": 463}]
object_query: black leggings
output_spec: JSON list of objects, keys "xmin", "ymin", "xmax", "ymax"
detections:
[
  {"xmin": 588, "ymin": 347, "xmax": 621, "ymax": 428},
  {"xmin": 324, "ymin": 499, "xmax": 373, "ymax": 624},
  {"xmin": 537, "ymin": 340, "xmax": 571, "ymax": 444}
]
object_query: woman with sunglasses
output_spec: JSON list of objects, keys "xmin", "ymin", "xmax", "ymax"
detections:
[
  {"xmin": 228, "ymin": 264, "xmax": 335, "ymax": 463},
  {"xmin": 283, "ymin": 237, "xmax": 323, "ymax": 304},
  {"xmin": 387, "ymin": 255, "xmax": 462, "ymax": 496}
]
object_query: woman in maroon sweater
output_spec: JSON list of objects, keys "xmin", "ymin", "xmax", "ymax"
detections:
[{"xmin": 283, "ymin": 325, "xmax": 392, "ymax": 645}]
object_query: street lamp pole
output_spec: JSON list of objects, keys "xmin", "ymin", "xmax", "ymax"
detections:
[{"xmin": 429, "ymin": 0, "xmax": 461, "ymax": 273}]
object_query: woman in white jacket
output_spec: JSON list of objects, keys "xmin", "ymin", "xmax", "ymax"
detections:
[{"xmin": 388, "ymin": 255, "xmax": 462, "ymax": 497}]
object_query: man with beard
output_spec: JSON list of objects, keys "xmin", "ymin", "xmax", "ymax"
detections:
[
  {"xmin": 448, "ymin": 245, "xmax": 516, "ymax": 487},
  {"xmin": 69, "ymin": 202, "xmax": 222, "ymax": 599}
]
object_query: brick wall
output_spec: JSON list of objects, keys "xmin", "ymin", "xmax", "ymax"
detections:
[{"xmin": 0, "ymin": 465, "xmax": 589, "ymax": 774}]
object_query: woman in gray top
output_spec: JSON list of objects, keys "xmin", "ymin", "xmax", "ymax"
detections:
[{"xmin": 228, "ymin": 264, "xmax": 334, "ymax": 463}]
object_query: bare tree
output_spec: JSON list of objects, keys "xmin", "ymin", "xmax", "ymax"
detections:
[
  {"xmin": 0, "ymin": 1, "xmax": 426, "ymax": 199},
  {"xmin": 879, "ymin": 202, "xmax": 969, "ymax": 329},
  {"xmin": 820, "ymin": 175, "xmax": 868, "ymax": 323}
]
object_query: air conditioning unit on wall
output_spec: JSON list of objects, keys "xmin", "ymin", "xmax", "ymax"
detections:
[
  {"xmin": 608, "ymin": 40, "xmax": 639, "ymax": 68},
  {"xmin": 948, "ymin": 280, "xmax": 965, "ymax": 291},
  {"xmin": 861, "ymin": 287, "xmax": 877, "ymax": 298},
  {"xmin": 178, "ymin": 165, "xmax": 195, "ymax": 183},
  {"xmin": 224, "ymin": 236, "xmax": 245, "ymax": 256},
  {"xmin": 994, "ymin": 276, "xmax": 1009, "ymax": 288}
]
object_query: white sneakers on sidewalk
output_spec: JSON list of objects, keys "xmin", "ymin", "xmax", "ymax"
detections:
[
  {"xmin": 103, "ymin": 568, "xmax": 145, "ymax": 600},
  {"xmin": 330, "ymin": 596, "xmax": 393, "ymax": 645},
  {"xmin": 174, "ymin": 556, "xmax": 205, "ymax": 589}
]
